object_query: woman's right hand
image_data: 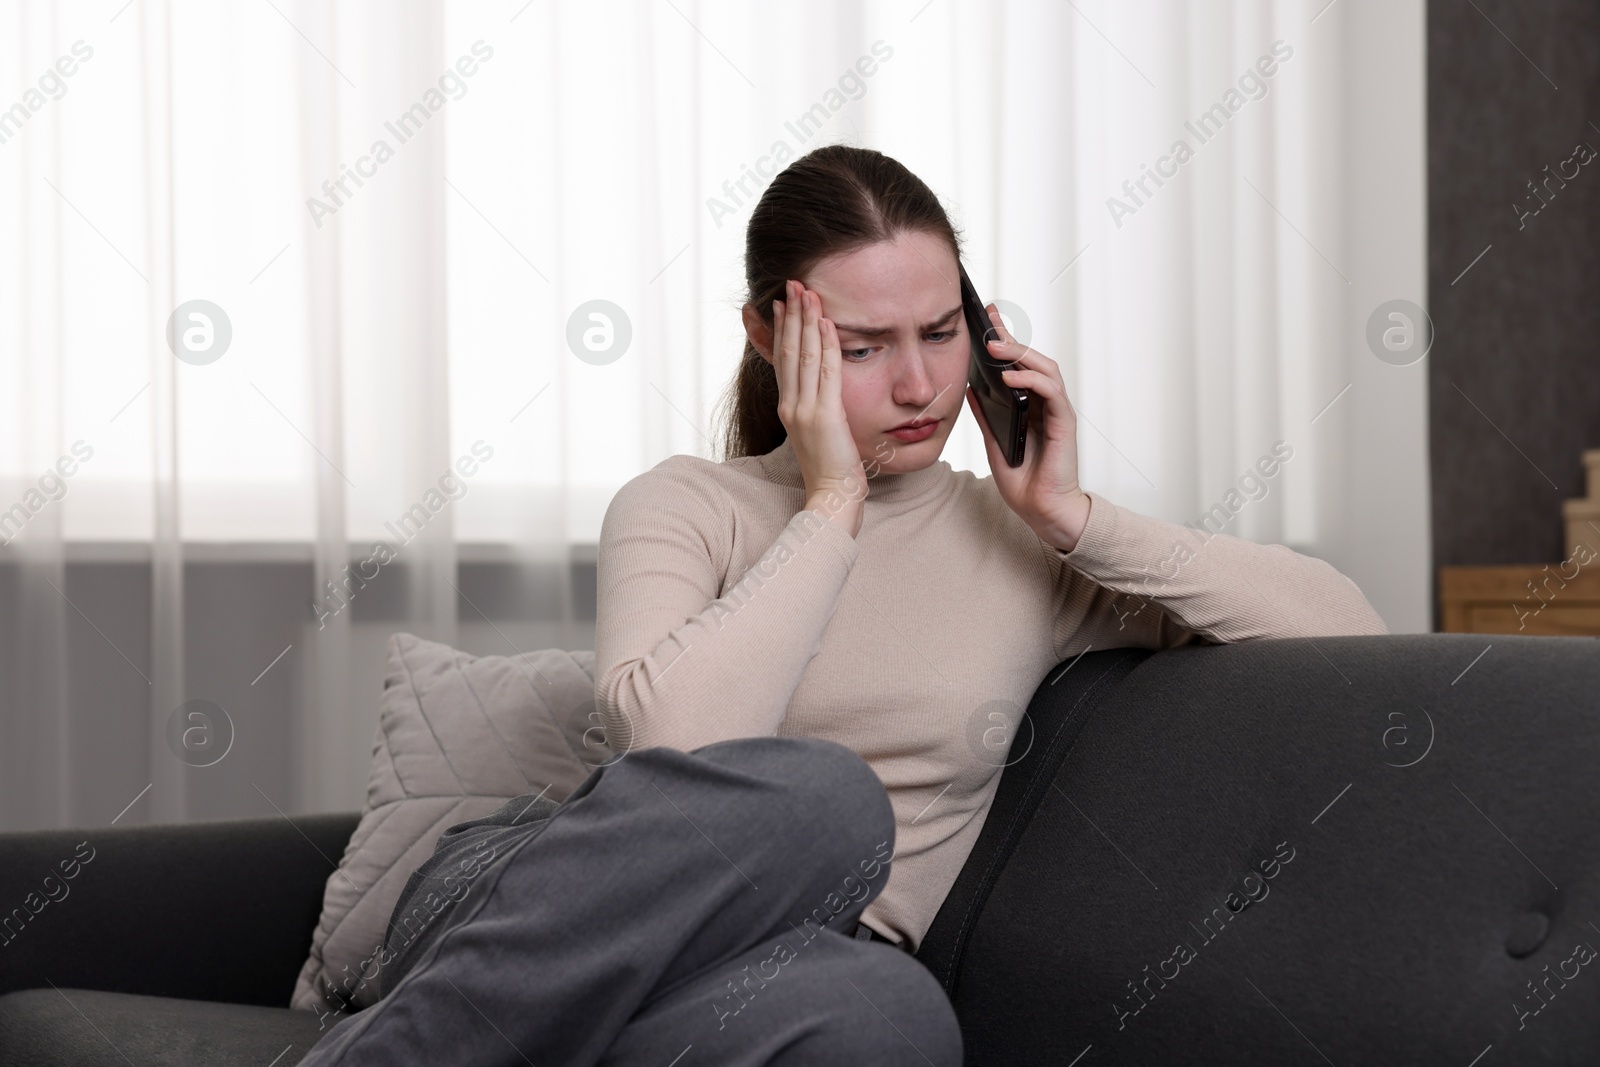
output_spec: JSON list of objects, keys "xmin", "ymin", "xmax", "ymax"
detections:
[{"xmin": 772, "ymin": 279, "xmax": 867, "ymax": 534}]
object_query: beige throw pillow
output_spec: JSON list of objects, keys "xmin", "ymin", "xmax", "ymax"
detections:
[{"xmin": 289, "ymin": 632, "xmax": 606, "ymax": 1016}]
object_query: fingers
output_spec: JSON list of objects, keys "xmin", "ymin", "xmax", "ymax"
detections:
[
  {"xmin": 772, "ymin": 299, "xmax": 787, "ymax": 398},
  {"xmin": 983, "ymin": 303, "xmax": 1010, "ymax": 351},
  {"xmin": 998, "ymin": 365, "xmax": 1059, "ymax": 401},
  {"xmin": 818, "ymin": 313, "xmax": 842, "ymax": 413},
  {"xmin": 799, "ymin": 287, "xmax": 822, "ymax": 407},
  {"xmin": 978, "ymin": 303, "xmax": 1072, "ymax": 433},
  {"xmin": 999, "ymin": 365, "xmax": 1079, "ymax": 434},
  {"xmin": 984, "ymin": 303, "xmax": 1044, "ymax": 369},
  {"xmin": 776, "ymin": 281, "xmax": 801, "ymax": 411},
  {"xmin": 986, "ymin": 307, "xmax": 1056, "ymax": 379},
  {"xmin": 774, "ymin": 281, "xmax": 841, "ymax": 424},
  {"xmin": 985, "ymin": 303, "xmax": 1007, "ymax": 337},
  {"xmin": 785, "ymin": 282, "xmax": 801, "ymax": 417},
  {"xmin": 977, "ymin": 303, "xmax": 1014, "ymax": 366}
]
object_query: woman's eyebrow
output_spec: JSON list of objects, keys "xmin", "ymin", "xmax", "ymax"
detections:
[{"xmin": 832, "ymin": 305, "xmax": 962, "ymax": 338}]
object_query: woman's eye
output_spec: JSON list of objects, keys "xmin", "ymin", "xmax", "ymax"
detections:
[{"xmin": 840, "ymin": 333, "xmax": 953, "ymax": 361}]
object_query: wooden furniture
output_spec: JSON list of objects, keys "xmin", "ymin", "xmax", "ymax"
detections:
[
  {"xmin": 1563, "ymin": 448, "xmax": 1600, "ymax": 560},
  {"xmin": 1440, "ymin": 564, "xmax": 1600, "ymax": 635},
  {"xmin": 1440, "ymin": 448, "xmax": 1600, "ymax": 636}
]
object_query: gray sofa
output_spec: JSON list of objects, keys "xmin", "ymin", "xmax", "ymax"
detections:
[{"xmin": 3, "ymin": 633, "xmax": 1597, "ymax": 1065}]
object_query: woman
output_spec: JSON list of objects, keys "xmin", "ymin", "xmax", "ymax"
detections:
[
  {"xmin": 298, "ymin": 145, "xmax": 1385, "ymax": 1066},
  {"xmin": 592, "ymin": 143, "xmax": 1386, "ymax": 949}
]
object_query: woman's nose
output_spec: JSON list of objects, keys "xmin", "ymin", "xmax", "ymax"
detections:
[{"xmin": 894, "ymin": 359, "xmax": 938, "ymax": 405}]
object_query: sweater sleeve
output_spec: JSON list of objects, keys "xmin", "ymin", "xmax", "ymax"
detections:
[
  {"xmin": 1049, "ymin": 489, "xmax": 1390, "ymax": 658},
  {"xmin": 593, "ymin": 461, "xmax": 861, "ymax": 754}
]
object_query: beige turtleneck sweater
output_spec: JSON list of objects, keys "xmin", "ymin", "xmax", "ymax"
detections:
[{"xmin": 593, "ymin": 437, "xmax": 1388, "ymax": 951}]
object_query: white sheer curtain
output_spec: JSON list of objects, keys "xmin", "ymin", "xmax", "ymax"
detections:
[{"xmin": 0, "ymin": 0, "xmax": 1426, "ymax": 831}]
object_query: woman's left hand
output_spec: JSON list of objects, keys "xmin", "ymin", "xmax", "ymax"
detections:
[{"xmin": 964, "ymin": 303, "xmax": 1093, "ymax": 552}]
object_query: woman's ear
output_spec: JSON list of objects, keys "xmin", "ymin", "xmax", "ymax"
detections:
[{"xmin": 741, "ymin": 302, "xmax": 775, "ymax": 364}]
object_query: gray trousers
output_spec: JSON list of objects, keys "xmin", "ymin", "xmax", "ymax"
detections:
[{"xmin": 296, "ymin": 736, "xmax": 964, "ymax": 1066}]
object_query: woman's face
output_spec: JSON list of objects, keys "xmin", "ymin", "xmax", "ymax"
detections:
[{"xmin": 746, "ymin": 231, "xmax": 969, "ymax": 475}]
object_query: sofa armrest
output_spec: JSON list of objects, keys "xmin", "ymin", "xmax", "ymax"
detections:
[
  {"xmin": 0, "ymin": 811, "xmax": 360, "ymax": 1008},
  {"xmin": 927, "ymin": 634, "xmax": 1600, "ymax": 1065}
]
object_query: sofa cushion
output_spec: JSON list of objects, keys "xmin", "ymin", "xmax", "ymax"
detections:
[
  {"xmin": 0, "ymin": 988, "xmax": 332, "ymax": 1067},
  {"xmin": 290, "ymin": 633, "xmax": 607, "ymax": 1018}
]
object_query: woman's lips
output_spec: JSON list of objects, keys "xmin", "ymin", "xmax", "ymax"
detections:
[{"xmin": 887, "ymin": 419, "xmax": 938, "ymax": 442}]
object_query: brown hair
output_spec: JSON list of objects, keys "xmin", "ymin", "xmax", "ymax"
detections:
[{"xmin": 713, "ymin": 145, "xmax": 963, "ymax": 461}]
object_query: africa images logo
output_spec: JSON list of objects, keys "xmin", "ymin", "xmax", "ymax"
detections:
[{"xmin": 1106, "ymin": 40, "xmax": 1294, "ymax": 229}]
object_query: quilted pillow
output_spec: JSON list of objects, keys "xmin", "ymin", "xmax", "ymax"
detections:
[{"xmin": 289, "ymin": 632, "xmax": 607, "ymax": 1018}]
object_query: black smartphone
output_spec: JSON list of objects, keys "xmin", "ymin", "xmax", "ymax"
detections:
[{"xmin": 961, "ymin": 263, "xmax": 1028, "ymax": 467}]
